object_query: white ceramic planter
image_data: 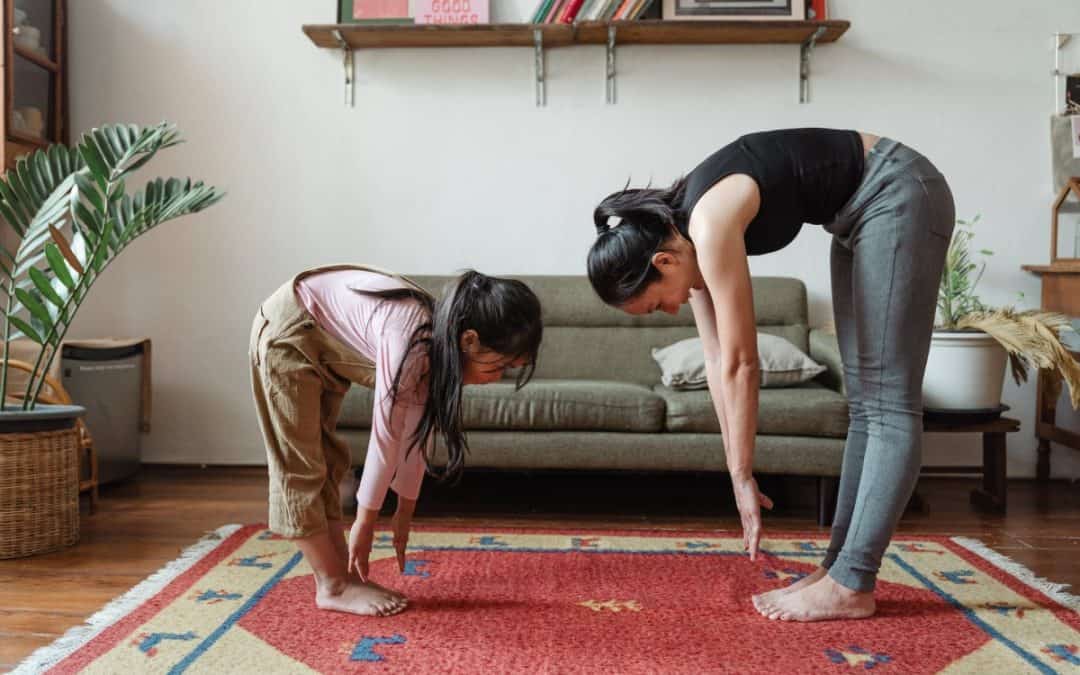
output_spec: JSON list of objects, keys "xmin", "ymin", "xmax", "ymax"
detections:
[{"xmin": 922, "ymin": 331, "xmax": 1008, "ymax": 410}]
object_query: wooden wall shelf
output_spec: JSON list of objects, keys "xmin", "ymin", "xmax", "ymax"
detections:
[{"xmin": 302, "ymin": 19, "xmax": 850, "ymax": 106}]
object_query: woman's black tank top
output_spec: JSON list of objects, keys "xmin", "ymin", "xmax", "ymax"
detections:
[{"xmin": 679, "ymin": 128, "xmax": 864, "ymax": 255}]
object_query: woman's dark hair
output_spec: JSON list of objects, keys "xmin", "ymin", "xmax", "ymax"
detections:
[
  {"xmin": 587, "ymin": 177, "xmax": 688, "ymax": 306},
  {"xmin": 359, "ymin": 271, "xmax": 543, "ymax": 484}
]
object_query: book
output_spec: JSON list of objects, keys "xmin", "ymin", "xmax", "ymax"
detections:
[
  {"xmin": 599, "ymin": 0, "xmax": 622, "ymax": 21},
  {"xmin": 543, "ymin": 0, "xmax": 567, "ymax": 22},
  {"xmin": 414, "ymin": 0, "xmax": 489, "ymax": 23},
  {"xmin": 807, "ymin": 0, "xmax": 827, "ymax": 20},
  {"xmin": 572, "ymin": 0, "xmax": 599, "ymax": 23},
  {"xmin": 558, "ymin": 0, "xmax": 587, "ymax": 23},
  {"xmin": 612, "ymin": 0, "xmax": 634, "ymax": 20},
  {"xmin": 345, "ymin": 0, "xmax": 409, "ymax": 21},
  {"xmin": 626, "ymin": 0, "xmax": 648, "ymax": 19},
  {"xmin": 530, "ymin": 0, "xmax": 555, "ymax": 22}
]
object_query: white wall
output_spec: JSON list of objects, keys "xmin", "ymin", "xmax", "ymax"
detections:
[{"xmin": 67, "ymin": 0, "xmax": 1080, "ymax": 478}]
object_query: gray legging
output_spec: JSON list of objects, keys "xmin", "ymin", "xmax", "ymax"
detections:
[{"xmin": 820, "ymin": 138, "xmax": 956, "ymax": 592}]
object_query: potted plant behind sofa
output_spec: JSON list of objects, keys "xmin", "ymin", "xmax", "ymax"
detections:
[
  {"xmin": 0, "ymin": 122, "xmax": 223, "ymax": 558},
  {"xmin": 923, "ymin": 216, "xmax": 1080, "ymax": 414}
]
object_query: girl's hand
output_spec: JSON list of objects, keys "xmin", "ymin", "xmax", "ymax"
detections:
[
  {"xmin": 348, "ymin": 508, "xmax": 379, "ymax": 582},
  {"xmin": 731, "ymin": 474, "xmax": 773, "ymax": 561},
  {"xmin": 392, "ymin": 497, "xmax": 417, "ymax": 573}
]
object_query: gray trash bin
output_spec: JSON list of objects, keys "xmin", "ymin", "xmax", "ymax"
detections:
[{"xmin": 61, "ymin": 342, "xmax": 148, "ymax": 484}]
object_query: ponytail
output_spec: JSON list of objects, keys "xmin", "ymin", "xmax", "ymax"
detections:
[
  {"xmin": 363, "ymin": 271, "xmax": 543, "ymax": 484},
  {"xmin": 587, "ymin": 177, "xmax": 687, "ymax": 306}
]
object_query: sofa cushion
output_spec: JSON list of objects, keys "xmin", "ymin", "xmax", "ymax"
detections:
[
  {"xmin": 462, "ymin": 380, "xmax": 665, "ymax": 432},
  {"xmin": 650, "ymin": 334, "xmax": 826, "ymax": 389},
  {"xmin": 338, "ymin": 380, "xmax": 666, "ymax": 433},
  {"xmin": 654, "ymin": 382, "xmax": 848, "ymax": 438}
]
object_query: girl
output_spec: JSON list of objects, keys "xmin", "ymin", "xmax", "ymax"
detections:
[
  {"xmin": 586, "ymin": 129, "xmax": 954, "ymax": 622},
  {"xmin": 250, "ymin": 265, "xmax": 542, "ymax": 617}
]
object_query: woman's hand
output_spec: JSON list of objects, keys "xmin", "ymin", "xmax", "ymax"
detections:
[
  {"xmin": 731, "ymin": 474, "xmax": 773, "ymax": 560},
  {"xmin": 392, "ymin": 497, "xmax": 416, "ymax": 573},
  {"xmin": 347, "ymin": 508, "xmax": 379, "ymax": 582}
]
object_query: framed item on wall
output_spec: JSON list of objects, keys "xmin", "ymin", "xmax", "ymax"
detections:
[
  {"xmin": 661, "ymin": 0, "xmax": 806, "ymax": 21},
  {"xmin": 338, "ymin": 0, "xmax": 412, "ymax": 23},
  {"xmin": 1067, "ymin": 74, "xmax": 1080, "ymax": 114}
]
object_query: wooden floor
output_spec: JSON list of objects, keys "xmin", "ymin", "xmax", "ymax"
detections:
[{"xmin": 2, "ymin": 466, "xmax": 1078, "ymax": 671}]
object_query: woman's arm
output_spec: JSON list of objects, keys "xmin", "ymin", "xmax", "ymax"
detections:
[{"xmin": 688, "ymin": 175, "xmax": 772, "ymax": 558}]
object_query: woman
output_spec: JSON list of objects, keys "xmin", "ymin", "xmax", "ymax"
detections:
[
  {"xmin": 250, "ymin": 266, "xmax": 542, "ymax": 617},
  {"xmin": 586, "ymin": 129, "xmax": 954, "ymax": 622}
]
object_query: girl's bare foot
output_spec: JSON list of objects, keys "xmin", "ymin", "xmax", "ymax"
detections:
[
  {"xmin": 365, "ymin": 578, "xmax": 409, "ymax": 604},
  {"xmin": 327, "ymin": 520, "xmax": 408, "ymax": 603},
  {"xmin": 752, "ymin": 566, "xmax": 826, "ymax": 616},
  {"xmin": 299, "ymin": 526, "xmax": 408, "ymax": 616},
  {"xmin": 315, "ymin": 578, "xmax": 408, "ymax": 617},
  {"xmin": 762, "ymin": 574, "xmax": 875, "ymax": 622}
]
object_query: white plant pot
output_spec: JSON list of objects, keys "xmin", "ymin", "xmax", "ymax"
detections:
[{"xmin": 922, "ymin": 331, "xmax": 1008, "ymax": 410}]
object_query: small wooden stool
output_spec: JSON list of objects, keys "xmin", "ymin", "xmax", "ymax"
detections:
[{"xmin": 921, "ymin": 413, "xmax": 1020, "ymax": 514}]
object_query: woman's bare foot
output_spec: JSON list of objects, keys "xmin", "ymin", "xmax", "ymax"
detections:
[
  {"xmin": 752, "ymin": 567, "xmax": 826, "ymax": 616},
  {"xmin": 762, "ymin": 574, "xmax": 875, "ymax": 622},
  {"xmin": 315, "ymin": 578, "xmax": 408, "ymax": 617}
]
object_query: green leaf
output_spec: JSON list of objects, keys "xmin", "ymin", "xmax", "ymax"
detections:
[
  {"xmin": 45, "ymin": 243, "xmax": 76, "ymax": 290},
  {"xmin": 15, "ymin": 287, "xmax": 52, "ymax": 330},
  {"xmin": 16, "ymin": 154, "xmax": 45, "ymax": 203},
  {"xmin": 29, "ymin": 267, "xmax": 64, "ymax": 309},
  {"xmin": 0, "ymin": 181, "xmax": 29, "ymax": 234},
  {"xmin": 91, "ymin": 129, "xmax": 118, "ymax": 167},
  {"xmin": 49, "ymin": 276, "xmax": 70, "ymax": 308},
  {"xmin": 105, "ymin": 126, "xmax": 124, "ymax": 163},
  {"xmin": 74, "ymin": 201, "xmax": 104, "ymax": 236},
  {"xmin": 90, "ymin": 220, "xmax": 114, "ymax": 272},
  {"xmin": 33, "ymin": 151, "xmax": 53, "ymax": 196},
  {"xmin": 8, "ymin": 315, "xmax": 43, "ymax": 344},
  {"xmin": 74, "ymin": 172, "xmax": 104, "ymax": 214},
  {"xmin": 108, "ymin": 178, "xmax": 125, "ymax": 204},
  {"xmin": 8, "ymin": 157, "xmax": 38, "ymax": 210},
  {"xmin": 78, "ymin": 136, "xmax": 110, "ymax": 183}
]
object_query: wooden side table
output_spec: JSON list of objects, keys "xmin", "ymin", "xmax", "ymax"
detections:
[
  {"xmin": 921, "ymin": 415, "xmax": 1021, "ymax": 513},
  {"xmin": 1022, "ymin": 263, "xmax": 1080, "ymax": 480}
]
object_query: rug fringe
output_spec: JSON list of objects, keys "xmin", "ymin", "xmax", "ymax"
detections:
[
  {"xmin": 11, "ymin": 524, "xmax": 243, "ymax": 675},
  {"xmin": 951, "ymin": 536, "xmax": 1080, "ymax": 612}
]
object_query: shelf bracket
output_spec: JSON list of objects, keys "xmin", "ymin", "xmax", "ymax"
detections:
[
  {"xmin": 534, "ymin": 29, "xmax": 546, "ymax": 107},
  {"xmin": 1052, "ymin": 32, "xmax": 1078, "ymax": 114},
  {"xmin": 333, "ymin": 29, "xmax": 355, "ymax": 107},
  {"xmin": 606, "ymin": 25, "xmax": 617, "ymax": 104},
  {"xmin": 1053, "ymin": 33, "xmax": 1073, "ymax": 76},
  {"xmin": 799, "ymin": 26, "xmax": 826, "ymax": 104}
]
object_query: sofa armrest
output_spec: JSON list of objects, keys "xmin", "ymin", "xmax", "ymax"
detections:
[{"xmin": 810, "ymin": 328, "xmax": 844, "ymax": 395}]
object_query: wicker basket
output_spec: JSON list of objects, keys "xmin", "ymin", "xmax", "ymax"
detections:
[{"xmin": 0, "ymin": 427, "xmax": 80, "ymax": 559}]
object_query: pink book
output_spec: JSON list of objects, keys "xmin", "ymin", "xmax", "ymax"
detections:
[
  {"xmin": 414, "ymin": 0, "xmax": 490, "ymax": 24},
  {"xmin": 351, "ymin": 0, "xmax": 409, "ymax": 19}
]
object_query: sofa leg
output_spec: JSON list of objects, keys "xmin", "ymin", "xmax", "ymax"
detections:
[{"xmin": 817, "ymin": 477, "xmax": 838, "ymax": 527}]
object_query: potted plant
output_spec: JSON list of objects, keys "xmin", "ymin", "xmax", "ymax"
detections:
[
  {"xmin": 0, "ymin": 122, "xmax": 223, "ymax": 558},
  {"xmin": 923, "ymin": 216, "xmax": 1080, "ymax": 413}
]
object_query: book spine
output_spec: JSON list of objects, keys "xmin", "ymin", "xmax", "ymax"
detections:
[{"xmin": 559, "ymin": 0, "xmax": 586, "ymax": 23}]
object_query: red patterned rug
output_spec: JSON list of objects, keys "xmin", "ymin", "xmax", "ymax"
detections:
[{"xmin": 15, "ymin": 525, "xmax": 1080, "ymax": 674}]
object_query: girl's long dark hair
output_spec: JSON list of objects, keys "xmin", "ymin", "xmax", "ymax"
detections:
[
  {"xmin": 587, "ymin": 177, "xmax": 687, "ymax": 306},
  {"xmin": 359, "ymin": 271, "xmax": 542, "ymax": 484}
]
